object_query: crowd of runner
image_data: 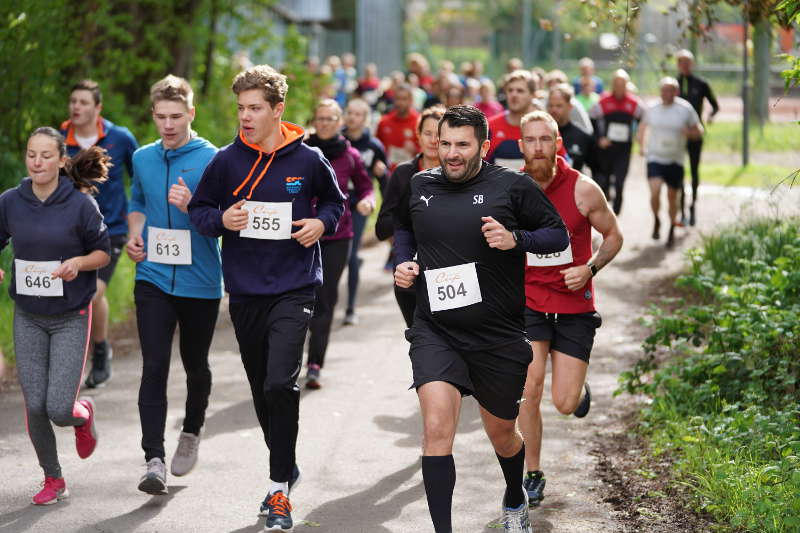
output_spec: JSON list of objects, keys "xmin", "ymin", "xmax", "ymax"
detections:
[{"xmin": 0, "ymin": 48, "xmax": 719, "ymax": 533}]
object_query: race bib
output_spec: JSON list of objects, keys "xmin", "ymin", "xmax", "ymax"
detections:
[
  {"xmin": 15, "ymin": 259, "xmax": 63, "ymax": 297},
  {"xmin": 526, "ymin": 243, "xmax": 574, "ymax": 267},
  {"xmin": 240, "ymin": 201, "xmax": 293, "ymax": 240},
  {"xmin": 606, "ymin": 122, "xmax": 630, "ymax": 143},
  {"xmin": 425, "ymin": 262, "xmax": 482, "ymax": 312},
  {"xmin": 388, "ymin": 146, "xmax": 413, "ymax": 165},
  {"xmin": 147, "ymin": 227, "xmax": 192, "ymax": 265},
  {"xmin": 495, "ymin": 158, "xmax": 525, "ymax": 171}
]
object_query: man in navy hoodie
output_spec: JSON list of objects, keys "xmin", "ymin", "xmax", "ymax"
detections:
[
  {"xmin": 188, "ymin": 64, "xmax": 344, "ymax": 531},
  {"xmin": 61, "ymin": 79, "xmax": 139, "ymax": 389}
]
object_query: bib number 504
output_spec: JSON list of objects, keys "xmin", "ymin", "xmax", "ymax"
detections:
[
  {"xmin": 251, "ymin": 217, "xmax": 281, "ymax": 231},
  {"xmin": 437, "ymin": 282, "xmax": 467, "ymax": 301}
]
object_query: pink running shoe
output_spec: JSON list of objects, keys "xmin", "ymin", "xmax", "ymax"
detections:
[
  {"xmin": 74, "ymin": 397, "xmax": 98, "ymax": 459},
  {"xmin": 32, "ymin": 476, "xmax": 68, "ymax": 505}
]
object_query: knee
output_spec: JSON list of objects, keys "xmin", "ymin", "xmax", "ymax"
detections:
[
  {"xmin": 48, "ymin": 404, "xmax": 76, "ymax": 427},
  {"xmin": 522, "ymin": 376, "xmax": 545, "ymax": 406},
  {"xmin": 422, "ymin": 416, "xmax": 456, "ymax": 453},
  {"xmin": 26, "ymin": 400, "xmax": 48, "ymax": 420},
  {"xmin": 552, "ymin": 390, "xmax": 581, "ymax": 415},
  {"xmin": 485, "ymin": 422, "xmax": 519, "ymax": 454}
]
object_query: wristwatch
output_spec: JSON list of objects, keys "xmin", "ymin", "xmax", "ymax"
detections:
[
  {"xmin": 512, "ymin": 230, "xmax": 521, "ymax": 248},
  {"xmin": 587, "ymin": 262, "xmax": 598, "ymax": 277}
]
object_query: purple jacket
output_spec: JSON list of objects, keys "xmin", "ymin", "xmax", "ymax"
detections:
[{"xmin": 321, "ymin": 144, "xmax": 374, "ymax": 241}]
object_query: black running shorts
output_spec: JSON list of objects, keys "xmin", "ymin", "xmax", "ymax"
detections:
[
  {"xmin": 524, "ymin": 308, "xmax": 602, "ymax": 363},
  {"xmin": 98, "ymin": 234, "xmax": 128, "ymax": 284},
  {"xmin": 405, "ymin": 316, "xmax": 532, "ymax": 420},
  {"xmin": 647, "ymin": 162, "xmax": 684, "ymax": 190}
]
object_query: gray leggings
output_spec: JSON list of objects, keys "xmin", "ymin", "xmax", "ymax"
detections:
[{"xmin": 15, "ymin": 306, "xmax": 91, "ymax": 478}]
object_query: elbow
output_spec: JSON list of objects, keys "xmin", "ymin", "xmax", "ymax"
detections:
[{"xmin": 98, "ymin": 251, "xmax": 111, "ymax": 269}]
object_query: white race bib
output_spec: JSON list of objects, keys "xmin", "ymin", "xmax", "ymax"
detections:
[
  {"xmin": 388, "ymin": 146, "xmax": 413, "ymax": 166},
  {"xmin": 606, "ymin": 122, "xmax": 630, "ymax": 143},
  {"xmin": 240, "ymin": 201, "xmax": 293, "ymax": 240},
  {"xmin": 15, "ymin": 259, "xmax": 63, "ymax": 297},
  {"xmin": 425, "ymin": 262, "xmax": 482, "ymax": 312},
  {"xmin": 495, "ymin": 158, "xmax": 524, "ymax": 171},
  {"xmin": 147, "ymin": 227, "xmax": 192, "ymax": 265},
  {"xmin": 526, "ymin": 243, "xmax": 574, "ymax": 267}
]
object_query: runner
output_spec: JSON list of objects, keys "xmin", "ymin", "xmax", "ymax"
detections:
[
  {"xmin": 60, "ymin": 80, "xmax": 139, "ymax": 389},
  {"xmin": 342, "ymin": 98, "xmax": 388, "ymax": 326},
  {"xmin": 304, "ymin": 99, "xmax": 374, "ymax": 389},
  {"xmin": 394, "ymin": 105, "xmax": 568, "ymax": 533},
  {"xmin": 487, "ymin": 70, "xmax": 537, "ymax": 170},
  {"xmin": 125, "ymin": 75, "xmax": 222, "ymax": 494},
  {"xmin": 188, "ymin": 64, "xmax": 345, "ymax": 531},
  {"xmin": 515, "ymin": 111, "xmax": 623, "ymax": 508},
  {"xmin": 676, "ymin": 49, "xmax": 719, "ymax": 226},
  {"xmin": 572, "ymin": 57, "xmax": 603, "ymax": 95},
  {"xmin": 637, "ymin": 77, "xmax": 704, "ymax": 248},
  {"xmin": 588, "ymin": 69, "xmax": 645, "ymax": 214},
  {"xmin": 375, "ymin": 104, "xmax": 446, "ymax": 328},
  {"xmin": 376, "ymin": 83, "xmax": 420, "ymax": 170},
  {"xmin": 546, "ymin": 84, "xmax": 596, "ymax": 173},
  {"xmin": 0, "ymin": 127, "xmax": 110, "ymax": 505}
]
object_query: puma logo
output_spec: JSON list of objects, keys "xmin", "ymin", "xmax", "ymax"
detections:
[{"xmin": 420, "ymin": 195, "xmax": 433, "ymax": 207}]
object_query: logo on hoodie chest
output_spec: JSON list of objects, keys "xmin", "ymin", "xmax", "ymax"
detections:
[{"xmin": 285, "ymin": 176, "xmax": 304, "ymax": 194}]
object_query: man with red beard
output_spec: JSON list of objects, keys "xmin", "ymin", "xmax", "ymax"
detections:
[{"xmin": 516, "ymin": 111, "xmax": 623, "ymax": 508}]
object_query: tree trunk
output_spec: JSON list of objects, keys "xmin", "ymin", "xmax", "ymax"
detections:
[
  {"xmin": 201, "ymin": 0, "xmax": 219, "ymax": 96},
  {"xmin": 752, "ymin": 17, "xmax": 772, "ymax": 125}
]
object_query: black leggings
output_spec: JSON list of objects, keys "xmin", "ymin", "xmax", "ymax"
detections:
[
  {"xmin": 135, "ymin": 280, "xmax": 220, "ymax": 461},
  {"xmin": 682, "ymin": 138, "xmax": 703, "ymax": 213},
  {"xmin": 308, "ymin": 238, "xmax": 352, "ymax": 368},
  {"xmin": 594, "ymin": 145, "xmax": 632, "ymax": 214}
]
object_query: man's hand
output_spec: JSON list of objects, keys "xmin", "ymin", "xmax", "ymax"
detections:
[
  {"xmin": 356, "ymin": 197, "xmax": 375, "ymax": 216},
  {"xmin": 51, "ymin": 257, "xmax": 83, "ymax": 282},
  {"xmin": 481, "ymin": 216, "xmax": 516, "ymax": 250},
  {"xmin": 560, "ymin": 264, "xmax": 592, "ymax": 291},
  {"xmin": 168, "ymin": 177, "xmax": 192, "ymax": 214},
  {"xmin": 374, "ymin": 159, "xmax": 387, "ymax": 178},
  {"xmin": 394, "ymin": 261, "xmax": 419, "ymax": 288},
  {"xmin": 291, "ymin": 218, "xmax": 325, "ymax": 247},
  {"xmin": 598, "ymin": 137, "xmax": 612, "ymax": 149},
  {"xmin": 126, "ymin": 234, "xmax": 146, "ymax": 263},
  {"xmin": 223, "ymin": 199, "xmax": 249, "ymax": 231}
]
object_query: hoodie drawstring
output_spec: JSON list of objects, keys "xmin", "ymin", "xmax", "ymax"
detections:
[
  {"xmin": 245, "ymin": 151, "xmax": 276, "ymax": 199},
  {"xmin": 233, "ymin": 151, "xmax": 263, "ymax": 197}
]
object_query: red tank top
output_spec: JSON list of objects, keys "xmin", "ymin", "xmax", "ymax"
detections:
[{"xmin": 525, "ymin": 156, "xmax": 595, "ymax": 313}]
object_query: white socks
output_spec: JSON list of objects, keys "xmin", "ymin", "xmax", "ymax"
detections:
[{"xmin": 269, "ymin": 480, "xmax": 288, "ymax": 495}]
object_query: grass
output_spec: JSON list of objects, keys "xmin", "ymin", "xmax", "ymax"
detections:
[
  {"xmin": 698, "ymin": 162, "xmax": 799, "ymax": 188},
  {"xmin": 703, "ymin": 122, "xmax": 800, "ymax": 154}
]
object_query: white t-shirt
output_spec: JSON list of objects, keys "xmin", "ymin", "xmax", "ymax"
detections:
[
  {"xmin": 642, "ymin": 98, "xmax": 699, "ymax": 165},
  {"xmin": 75, "ymin": 133, "xmax": 99, "ymax": 149}
]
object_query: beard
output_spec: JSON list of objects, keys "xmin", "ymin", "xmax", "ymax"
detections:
[
  {"xmin": 525, "ymin": 151, "xmax": 557, "ymax": 184},
  {"xmin": 442, "ymin": 150, "xmax": 483, "ymax": 184}
]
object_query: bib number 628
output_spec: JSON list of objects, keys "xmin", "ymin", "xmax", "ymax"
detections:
[{"xmin": 437, "ymin": 282, "xmax": 467, "ymax": 301}]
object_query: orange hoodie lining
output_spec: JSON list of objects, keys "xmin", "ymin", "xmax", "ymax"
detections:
[
  {"xmin": 60, "ymin": 117, "xmax": 106, "ymax": 147},
  {"xmin": 233, "ymin": 123, "xmax": 303, "ymax": 198}
]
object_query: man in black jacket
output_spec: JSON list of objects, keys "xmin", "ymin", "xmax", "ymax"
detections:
[{"xmin": 546, "ymin": 84, "xmax": 596, "ymax": 173}]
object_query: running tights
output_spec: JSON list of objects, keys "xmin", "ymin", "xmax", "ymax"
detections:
[{"xmin": 308, "ymin": 238, "xmax": 352, "ymax": 368}]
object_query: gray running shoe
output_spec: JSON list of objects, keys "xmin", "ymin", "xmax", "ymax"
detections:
[
  {"xmin": 138, "ymin": 457, "xmax": 168, "ymax": 495},
  {"xmin": 306, "ymin": 365, "xmax": 321, "ymax": 390},
  {"xmin": 171, "ymin": 431, "xmax": 200, "ymax": 476},
  {"xmin": 502, "ymin": 488, "xmax": 533, "ymax": 532},
  {"xmin": 343, "ymin": 311, "xmax": 359, "ymax": 326}
]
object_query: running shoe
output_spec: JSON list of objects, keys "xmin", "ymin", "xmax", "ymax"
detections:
[
  {"xmin": 263, "ymin": 490, "xmax": 293, "ymax": 531},
  {"xmin": 343, "ymin": 311, "xmax": 359, "ymax": 326},
  {"xmin": 259, "ymin": 466, "xmax": 302, "ymax": 516},
  {"xmin": 652, "ymin": 218, "xmax": 661, "ymax": 240},
  {"xmin": 573, "ymin": 383, "xmax": 592, "ymax": 418},
  {"xmin": 171, "ymin": 431, "xmax": 200, "ymax": 476},
  {"xmin": 523, "ymin": 470, "xmax": 546, "ymax": 507},
  {"xmin": 74, "ymin": 397, "xmax": 98, "ymax": 459},
  {"xmin": 502, "ymin": 487, "xmax": 533, "ymax": 532},
  {"xmin": 32, "ymin": 476, "xmax": 68, "ymax": 505},
  {"xmin": 306, "ymin": 364, "xmax": 321, "ymax": 390},
  {"xmin": 689, "ymin": 204, "xmax": 696, "ymax": 226},
  {"xmin": 138, "ymin": 457, "xmax": 168, "ymax": 495},
  {"xmin": 84, "ymin": 341, "xmax": 113, "ymax": 388}
]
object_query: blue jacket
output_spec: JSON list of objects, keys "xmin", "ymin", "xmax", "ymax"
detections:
[
  {"xmin": 0, "ymin": 176, "xmax": 110, "ymax": 315},
  {"xmin": 61, "ymin": 117, "xmax": 139, "ymax": 236},
  {"xmin": 129, "ymin": 136, "xmax": 222, "ymax": 299},
  {"xmin": 188, "ymin": 123, "xmax": 345, "ymax": 300}
]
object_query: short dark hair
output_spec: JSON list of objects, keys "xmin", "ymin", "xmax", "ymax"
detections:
[
  {"xmin": 71, "ymin": 79, "xmax": 102, "ymax": 106},
  {"xmin": 438, "ymin": 104, "xmax": 488, "ymax": 143}
]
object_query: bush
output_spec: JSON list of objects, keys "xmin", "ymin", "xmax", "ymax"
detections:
[{"xmin": 620, "ymin": 217, "xmax": 800, "ymax": 533}]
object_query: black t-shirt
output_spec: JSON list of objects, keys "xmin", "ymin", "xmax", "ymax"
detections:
[
  {"xmin": 678, "ymin": 73, "xmax": 719, "ymax": 122},
  {"xmin": 395, "ymin": 163, "xmax": 566, "ymax": 350},
  {"xmin": 560, "ymin": 121, "xmax": 596, "ymax": 173}
]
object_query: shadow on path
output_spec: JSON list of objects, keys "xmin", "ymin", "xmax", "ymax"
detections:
[
  {"xmin": 0, "ymin": 499, "xmax": 65, "ymax": 533},
  {"xmin": 74, "ymin": 486, "xmax": 187, "ymax": 533}
]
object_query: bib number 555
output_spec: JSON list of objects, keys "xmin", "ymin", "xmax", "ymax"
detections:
[{"xmin": 251, "ymin": 217, "xmax": 281, "ymax": 231}]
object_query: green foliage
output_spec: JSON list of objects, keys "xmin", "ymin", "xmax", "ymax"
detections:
[
  {"xmin": 702, "ymin": 122, "xmax": 800, "ymax": 154},
  {"xmin": 620, "ymin": 218, "xmax": 800, "ymax": 532}
]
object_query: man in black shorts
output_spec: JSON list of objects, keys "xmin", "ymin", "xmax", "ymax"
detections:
[{"xmin": 394, "ymin": 105, "xmax": 568, "ymax": 533}]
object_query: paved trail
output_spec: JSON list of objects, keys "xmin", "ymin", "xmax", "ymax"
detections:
[{"xmin": 0, "ymin": 157, "xmax": 797, "ymax": 532}]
